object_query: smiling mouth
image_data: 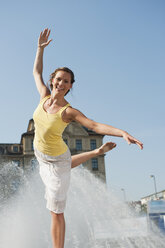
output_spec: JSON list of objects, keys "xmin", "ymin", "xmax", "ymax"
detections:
[{"xmin": 56, "ymin": 86, "xmax": 64, "ymax": 91}]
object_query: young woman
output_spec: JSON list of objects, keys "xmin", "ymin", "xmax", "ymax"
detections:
[{"xmin": 33, "ymin": 28, "xmax": 143, "ymax": 248}]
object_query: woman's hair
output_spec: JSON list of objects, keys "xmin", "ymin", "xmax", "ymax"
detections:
[{"xmin": 48, "ymin": 67, "xmax": 75, "ymax": 95}]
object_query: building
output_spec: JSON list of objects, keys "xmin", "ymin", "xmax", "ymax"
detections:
[
  {"xmin": 0, "ymin": 119, "xmax": 106, "ymax": 181},
  {"xmin": 141, "ymin": 190, "xmax": 165, "ymax": 206}
]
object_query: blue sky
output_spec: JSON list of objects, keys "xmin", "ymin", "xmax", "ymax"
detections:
[{"xmin": 0, "ymin": 0, "xmax": 165, "ymax": 201}]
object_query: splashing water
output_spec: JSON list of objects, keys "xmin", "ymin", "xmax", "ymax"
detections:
[{"xmin": 0, "ymin": 162, "xmax": 165, "ymax": 248}]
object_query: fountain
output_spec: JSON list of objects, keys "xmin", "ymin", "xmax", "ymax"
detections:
[{"xmin": 0, "ymin": 161, "xmax": 165, "ymax": 248}]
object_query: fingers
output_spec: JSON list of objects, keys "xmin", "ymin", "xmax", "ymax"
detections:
[
  {"xmin": 38, "ymin": 28, "xmax": 52, "ymax": 48},
  {"xmin": 46, "ymin": 29, "xmax": 51, "ymax": 39},
  {"xmin": 124, "ymin": 136, "xmax": 131, "ymax": 145},
  {"xmin": 40, "ymin": 28, "xmax": 51, "ymax": 39},
  {"xmin": 136, "ymin": 141, "xmax": 143, "ymax": 150},
  {"xmin": 47, "ymin": 39, "xmax": 53, "ymax": 45},
  {"xmin": 127, "ymin": 135, "xmax": 143, "ymax": 150},
  {"xmin": 130, "ymin": 137, "xmax": 143, "ymax": 150},
  {"xmin": 43, "ymin": 28, "xmax": 48, "ymax": 37}
]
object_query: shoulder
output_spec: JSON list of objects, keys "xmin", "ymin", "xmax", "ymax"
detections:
[
  {"xmin": 64, "ymin": 106, "xmax": 87, "ymax": 121},
  {"xmin": 65, "ymin": 106, "xmax": 81, "ymax": 116},
  {"xmin": 39, "ymin": 94, "xmax": 51, "ymax": 103},
  {"xmin": 64, "ymin": 106, "xmax": 95, "ymax": 129},
  {"xmin": 62, "ymin": 106, "xmax": 81, "ymax": 123}
]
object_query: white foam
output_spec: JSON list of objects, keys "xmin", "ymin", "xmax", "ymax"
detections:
[{"xmin": 0, "ymin": 163, "xmax": 165, "ymax": 248}]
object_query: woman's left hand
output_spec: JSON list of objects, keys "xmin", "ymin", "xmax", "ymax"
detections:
[{"xmin": 122, "ymin": 131, "xmax": 143, "ymax": 150}]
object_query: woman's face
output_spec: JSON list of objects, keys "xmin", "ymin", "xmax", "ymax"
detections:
[{"xmin": 52, "ymin": 71, "xmax": 72, "ymax": 96}]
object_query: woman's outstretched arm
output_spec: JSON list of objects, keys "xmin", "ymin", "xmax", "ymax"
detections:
[
  {"xmin": 33, "ymin": 28, "xmax": 52, "ymax": 99},
  {"xmin": 71, "ymin": 142, "xmax": 116, "ymax": 169},
  {"xmin": 63, "ymin": 108, "xmax": 143, "ymax": 150}
]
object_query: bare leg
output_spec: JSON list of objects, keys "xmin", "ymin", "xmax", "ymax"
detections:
[
  {"xmin": 51, "ymin": 211, "xmax": 65, "ymax": 248},
  {"xmin": 71, "ymin": 142, "xmax": 116, "ymax": 169},
  {"xmin": 50, "ymin": 142, "xmax": 116, "ymax": 247}
]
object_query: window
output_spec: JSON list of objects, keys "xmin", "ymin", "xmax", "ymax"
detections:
[
  {"xmin": 12, "ymin": 160, "xmax": 20, "ymax": 166},
  {"xmin": 0, "ymin": 147, "xmax": 4, "ymax": 155},
  {"xmin": 92, "ymin": 158, "xmax": 98, "ymax": 171},
  {"xmin": 64, "ymin": 139, "xmax": 68, "ymax": 145},
  {"xmin": 31, "ymin": 159, "xmax": 37, "ymax": 171},
  {"xmin": 13, "ymin": 146, "xmax": 18, "ymax": 152},
  {"xmin": 76, "ymin": 139, "xmax": 82, "ymax": 151},
  {"xmin": 90, "ymin": 139, "xmax": 96, "ymax": 150},
  {"xmin": 31, "ymin": 139, "xmax": 34, "ymax": 151}
]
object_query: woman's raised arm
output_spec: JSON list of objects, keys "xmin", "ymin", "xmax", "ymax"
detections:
[{"xmin": 33, "ymin": 28, "xmax": 52, "ymax": 99}]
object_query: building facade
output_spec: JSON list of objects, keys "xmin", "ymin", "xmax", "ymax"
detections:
[
  {"xmin": 141, "ymin": 190, "xmax": 165, "ymax": 206},
  {"xmin": 0, "ymin": 119, "xmax": 106, "ymax": 181}
]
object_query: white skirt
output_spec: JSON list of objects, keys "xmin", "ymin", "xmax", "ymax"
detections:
[{"xmin": 34, "ymin": 147, "xmax": 71, "ymax": 214}]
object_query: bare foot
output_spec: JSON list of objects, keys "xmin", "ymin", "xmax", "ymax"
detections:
[{"xmin": 96, "ymin": 142, "xmax": 116, "ymax": 155}]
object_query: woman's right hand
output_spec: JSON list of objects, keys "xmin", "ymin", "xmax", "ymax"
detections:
[{"xmin": 38, "ymin": 28, "xmax": 52, "ymax": 49}]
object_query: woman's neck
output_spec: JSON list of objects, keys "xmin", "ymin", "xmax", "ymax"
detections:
[{"xmin": 49, "ymin": 92, "xmax": 66, "ymax": 106}]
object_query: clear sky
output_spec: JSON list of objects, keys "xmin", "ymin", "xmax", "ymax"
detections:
[{"xmin": 0, "ymin": 0, "xmax": 164, "ymax": 201}]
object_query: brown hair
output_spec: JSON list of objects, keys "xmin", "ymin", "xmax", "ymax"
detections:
[{"xmin": 48, "ymin": 67, "xmax": 75, "ymax": 95}]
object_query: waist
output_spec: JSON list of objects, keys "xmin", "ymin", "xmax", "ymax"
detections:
[
  {"xmin": 34, "ymin": 146, "xmax": 71, "ymax": 163},
  {"xmin": 34, "ymin": 138, "xmax": 68, "ymax": 156}
]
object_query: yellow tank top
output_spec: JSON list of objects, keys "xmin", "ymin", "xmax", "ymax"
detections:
[{"xmin": 33, "ymin": 95, "xmax": 71, "ymax": 156}]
